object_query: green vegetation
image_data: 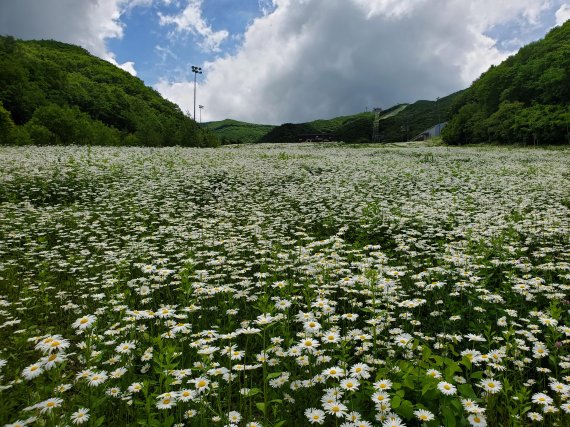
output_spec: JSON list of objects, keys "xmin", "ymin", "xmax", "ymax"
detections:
[
  {"xmin": 0, "ymin": 36, "xmax": 219, "ymax": 147},
  {"xmin": 202, "ymin": 119, "xmax": 275, "ymax": 144},
  {"xmin": 259, "ymin": 112, "xmax": 375, "ymax": 143},
  {"xmin": 253, "ymin": 95, "xmax": 461, "ymax": 144},
  {"xmin": 377, "ymin": 93, "xmax": 460, "ymax": 142},
  {"xmin": 443, "ymin": 21, "xmax": 570, "ymax": 145},
  {"xmin": 1, "ymin": 145, "xmax": 570, "ymax": 426},
  {"xmin": 335, "ymin": 115, "xmax": 375, "ymax": 142}
]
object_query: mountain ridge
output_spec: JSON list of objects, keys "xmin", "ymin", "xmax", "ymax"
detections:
[{"xmin": 205, "ymin": 92, "xmax": 461, "ymax": 144}]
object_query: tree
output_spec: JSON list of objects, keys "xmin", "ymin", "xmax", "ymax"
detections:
[
  {"xmin": 0, "ymin": 102, "xmax": 16, "ymax": 144},
  {"xmin": 443, "ymin": 21, "xmax": 570, "ymax": 145},
  {"xmin": 0, "ymin": 35, "xmax": 219, "ymax": 147}
]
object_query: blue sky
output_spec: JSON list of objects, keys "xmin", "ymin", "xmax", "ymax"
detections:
[
  {"xmin": 1, "ymin": 0, "xmax": 569, "ymax": 124},
  {"xmin": 108, "ymin": 0, "xmax": 270, "ymax": 84}
]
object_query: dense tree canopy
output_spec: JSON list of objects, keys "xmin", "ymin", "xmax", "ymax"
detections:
[
  {"xmin": 0, "ymin": 36, "xmax": 219, "ymax": 147},
  {"xmin": 443, "ymin": 21, "xmax": 570, "ymax": 145}
]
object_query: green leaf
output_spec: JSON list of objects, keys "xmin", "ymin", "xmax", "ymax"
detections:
[
  {"xmin": 423, "ymin": 389, "xmax": 439, "ymax": 401},
  {"xmin": 460, "ymin": 356, "xmax": 472, "ymax": 370},
  {"xmin": 470, "ymin": 371, "xmax": 483, "ymax": 379},
  {"xmin": 95, "ymin": 417, "xmax": 105, "ymax": 427},
  {"xmin": 273, "ymin": 421, "xmax": 287, "ymax": 427},
  {"xmin": 458, "ymin": 384, "xmax": 477, "ymax": 399},
  {"xmin": 403, "ymin": 375, "xmax": 415, "ymax": 389},
  {"xmin": 163, "ymin": 415, "xmax": 174, "ymax": 427},
  {"xmin": 399, "ymin": 400, "xmax": 414, "ymax": 419},
  {"xmin": 266, "ymin": 372, "xmax": 283, "ymax": 379},
  {"xmin": 256, "ymin": 402, "xmax": 267, "ymax": 415},
  {"xmin": 432, "ymin": 355, "xmax": 443, "ymax": 366},
  {"xmin": 451, "ymin": 399, "xmax": 463, "ymax": 412},
  {"xmin": 442, "ymin": 406, "xmax": 457, "ymax": 427},
  {"xmin": 392, "ymin": 395, "xmax": 402, "ymax": 408},
  {"xmin": 444, "ymin": 361, "xmax": 460, "ymax": 380},
  {"xmin": 243, "ymin": 388, "xmax": 261, "ymax": 397}
]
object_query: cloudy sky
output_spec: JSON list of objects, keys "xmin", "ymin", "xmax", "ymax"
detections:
[{"xmin": 1, "ymin": 0, "xmax": 569, "ymax": 124}]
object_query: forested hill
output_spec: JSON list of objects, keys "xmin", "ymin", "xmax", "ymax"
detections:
[
  {"xmin": 443, "ymin": 21, "xmax": 570, "ymax": 145},
  {"xmin": 255, "ymin": 92, "xmax": 461, "ymax": 144},
  {"xmin": 258, "ymin": 112, "xmax": 376, "ymax": 143},
  {"xmin": 0, "ymin": 36, "xmax": 219, "ymax": 147}
]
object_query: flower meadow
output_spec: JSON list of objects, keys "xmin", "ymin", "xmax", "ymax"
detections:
[{"xmin": 0, "ymin": 144, "xmax": 569, "ymax": 427}]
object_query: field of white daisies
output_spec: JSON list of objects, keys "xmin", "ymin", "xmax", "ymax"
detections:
[{"xmin": 0, "ymin": 143, "xmax": 569, "ymax": 427}]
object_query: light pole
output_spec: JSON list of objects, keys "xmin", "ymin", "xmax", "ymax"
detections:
[
  {"xmin": 191, "ymin": 65, "xmax": 202, "ymax": 121},
  {"xmin": 199, "ymin": 105, "xmax": 204, "ymax": 123}
]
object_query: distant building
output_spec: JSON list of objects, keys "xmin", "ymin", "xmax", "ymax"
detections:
[
  {"xmin": 297, "ymin": 133, "xmax": 334, "ymax": 142},
  {"xmin": 412, "ymin": 122, "xmax": 447, "ymax": 141}
]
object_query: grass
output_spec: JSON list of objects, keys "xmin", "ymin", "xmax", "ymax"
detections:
[{"xmin": 202, "ymin": 119, "xmax": 275, "ymax": 144}]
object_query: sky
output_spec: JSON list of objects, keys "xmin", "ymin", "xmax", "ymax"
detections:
[{"xmin": 1, "ymin": 0, "xmax": 569, "ymax": 125}]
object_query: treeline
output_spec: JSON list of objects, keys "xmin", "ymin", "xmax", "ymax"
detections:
[
  {"xmin": 443, "ymin": 21, "xmax": 570, "ymax": 145},
  {"xmin": 258, "ymin": 113, "xmax": 383, "ymax": 143},
  {"xmin": 0, "ymin": 36, "xmax": 219, "ymax": 147},
  {"xmin": 259, "ymin": 122, "xmax": 321, "ymax": 143}
]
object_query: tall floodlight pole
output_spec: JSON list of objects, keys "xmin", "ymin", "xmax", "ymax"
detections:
[
  {"xmin": 191, "ymin": 66, "xmax": 202, "ymax": 121},
  {"xmin": 199, "ymin": 105, "xmax": 204, "ymax": 123}
]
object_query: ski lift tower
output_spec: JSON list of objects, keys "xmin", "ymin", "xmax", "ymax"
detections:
[{"xmin": 372, "ymin": 108, "xmax": 383, "ymax": 142}]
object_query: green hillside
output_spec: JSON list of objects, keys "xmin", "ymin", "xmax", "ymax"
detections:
[
  {"xmin": 335, "ymin": 115, "xmax": 375, "ymax": 142},
  {"xmin": 0, "ymin": 36, "xmax": 219, "ymax": 147},
  {"xmin": 443, "ymin": 21, "xmax": 570, "ymax": 145},
  {"xmin": 202, "ymin": 119, "xmax": 274, "ymax": 144},
  {"xmin": 259, "ymin": 112, "xmax": 375, "ymax": 143},
  {"xmin": 256, "ymin": 93, "xmax": 461, "ymax": 143},
  {"xmin": 377, "ymin": 92, "xmax": 462, "ymax": 142}
]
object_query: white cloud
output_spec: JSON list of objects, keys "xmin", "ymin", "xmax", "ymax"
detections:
[
  {"xmin": 556, "ymin": 4, "xmax": 570, "ymax": 25},
  {"xmin": 116, "ymin": 60, "xmax": 138, "ymax": 76},
  {"xmin": 0, "ymin": 0, "xmax": 142, "ymax": 74},
  {"xmin": 157, "ymin": 0, "xmax": 552, "ymax": 124},
  {"xmin": 155, "ymin": 79, "xmax": 196, "ymax": 117},
  {"xmin": 158, "ymin": 0, "xmax": 229, "ymax": 52},
  {"xmin": 0, "ymin": 0, "xmax": 121, "ymax": 57}
]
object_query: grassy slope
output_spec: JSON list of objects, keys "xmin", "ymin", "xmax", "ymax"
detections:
[
  {"xmin": 202, "ymin": 119, "xmax": 275, "ymax": 144},
  {"xmin": 376, "ymin": 91, "xmax": 463, "ymax": 142},
  {"xmin": 205, "ymin": 91, "xmax": 463, "ymax": 144},
  {"xmin": 259, "ymin": 112, "xmax": 375, "ymax": 143}
]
